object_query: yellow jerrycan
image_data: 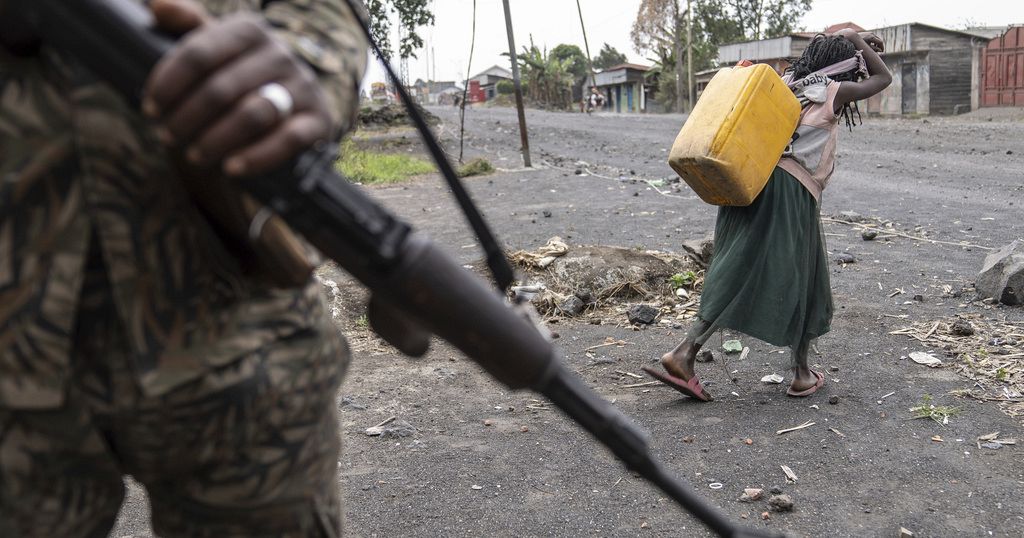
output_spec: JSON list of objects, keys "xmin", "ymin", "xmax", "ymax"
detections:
[{"xmin": 668, "ymin": 64, "xmax": 800, "ymax": 206}]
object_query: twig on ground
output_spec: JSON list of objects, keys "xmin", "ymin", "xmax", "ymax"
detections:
[{"xmin": 776, "ymin": 420, "xmax": 816, "ymax": 435}]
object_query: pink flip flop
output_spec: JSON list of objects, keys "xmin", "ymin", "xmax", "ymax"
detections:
[
  {"xmin": 641, "ymin": 366, "xmax": 714, "ymax": 402},
  {"xmin": 787, "ymin": 370, "xmax": 825, "ymax": 397}
]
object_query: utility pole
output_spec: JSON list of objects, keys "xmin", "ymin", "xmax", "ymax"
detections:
[
  {"xmin": 502, "ymin": 0, "xmax": 532, "ymax": 168},
  {"xmin": 687, "ymin": 0, "xmax": 694, "ymax": 112},
  {"xmin": 575, "ymin": 0, "xmax": 597, "ymax": 90}
]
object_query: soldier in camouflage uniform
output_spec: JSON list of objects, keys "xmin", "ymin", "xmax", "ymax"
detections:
[{"xmin": 0, "ymin": 0, "xmax": 367, "ymax": 535}]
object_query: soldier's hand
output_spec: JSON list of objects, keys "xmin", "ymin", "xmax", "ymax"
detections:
[{"xmin": 143, "ymin": 0, "xmax": 333, "ymax": 177}]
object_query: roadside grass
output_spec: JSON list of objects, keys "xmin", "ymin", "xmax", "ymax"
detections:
[{"xmin": 337, "ymin": 139, "xmax": 435, "ymax": 184}]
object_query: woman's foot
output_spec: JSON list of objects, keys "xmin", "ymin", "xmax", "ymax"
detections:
[
  {"xmin": 787, "ymin": 366, "xmax": 824, "ymax": 397},
  {"xmin": 660, "ymin": 340, "xmax": 698, "ymax": 381}
]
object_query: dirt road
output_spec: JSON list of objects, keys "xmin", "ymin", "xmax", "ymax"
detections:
[{"xmin": 113, "ymin": 107, "xmax": 1023, "ymax": 537}]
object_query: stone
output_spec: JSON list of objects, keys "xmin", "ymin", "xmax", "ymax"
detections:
[
  {"xmin": 558, "ymin": 295, "xmax": 586, "ymax": 316},
  {"xmin": 739, "ymin": 488, "xmax": 763, "ymax": 502},
  {"xmin": 900, "ymin": 528, "xmax": 914, "ymax": 538},
  {"xmin": 861, "ymin": 229, "xmax": 878, "ymax": 241},
  {"xmin": 835, "ymin": 252, "xmax": 857, "ymax": 265},
  {"xmin": 696, "ymin": 350, "xmax": 715, "ymax": 363},
  {"xmin": 381, "ymin": 420, "xmax": 417, "ymax": 438},
  {"xmin": 951, "ymin": 320, "xmax": 975, "ymax": 336},
  {"xmin": 837, "ymin": 210, "xmax": 866, "ymax": 223},
  {"xmin": 828, "ymin": 395, "xmax": 840, "ymax": 405},
  {"xmin": 976, "ymin": 240, "xmax": 1024, "ymax": 305},
  {"xmin": 542, "ymin": 210, "xmax": 552, "ymax": 218},
  {"xmin": 575, "ymin": 290, "xmax": 595, "ymax": 304},
  {"xmin": 769, "ymin": 486, "xmax": 783, "ymax": 495},
  {"xmin": 768, "ymin": 494, "xmax": 794, "ymax": 512},
  {"xmin": 627, "ymin": 304, "xmax": 659, "ymax": 325},
  {"xmin": 682, "ymin": 236, "xmax": 715, "ymax": 268}
]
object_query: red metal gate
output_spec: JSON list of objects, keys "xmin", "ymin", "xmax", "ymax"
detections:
[{"xmin": 982, "ymin": 26, "xmax": 1024, "ymax": 107}]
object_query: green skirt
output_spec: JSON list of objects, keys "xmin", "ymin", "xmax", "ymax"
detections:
[{"xmin": 693, "ymin": 167, "xmax": 833, "ymax": 356}]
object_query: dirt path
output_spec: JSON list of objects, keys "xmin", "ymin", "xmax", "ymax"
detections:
[{"xmin": 113, "ymin": 107, "xmax": 1023, "ymax": 537}]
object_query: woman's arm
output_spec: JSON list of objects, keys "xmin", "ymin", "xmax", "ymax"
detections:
[{"xmin": 834, "ymin": 28, "xmax": 892, "ymax": 111}]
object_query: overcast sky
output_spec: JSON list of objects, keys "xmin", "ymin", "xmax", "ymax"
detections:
[{"xmin": 364, "ymin": 0, "xmax": 1023, "ymax": 87}]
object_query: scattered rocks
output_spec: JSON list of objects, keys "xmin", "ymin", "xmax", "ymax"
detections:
[
  {"xmin": 976, "ymin": 240, "xmax": 1024, "ymax": 305},
  {"xmin": 768, "ymin": 494, "xmax": 795, "ymax": 512},
  {"xmin": 739, "ymin": 488, "xmax": 763, "ymax": 502},
  {"xmin": 861, "ymin": 229, "xmax": 878, "ymax": 241},
  {"xmin": 836, "ymin": 210, "xmax": 866, "ymax": 223},
  {"xmin": 828, "ymin": 395, "xmax": 840, "ymax": 405},
  {"xmin": 835, "ymin": 252, "xmax": 857, "ymax": 265},
  {"xmin": 951, "ymin": 320, "xmax": 975, "ymax": 336},
  {"xmin": 358, "ymin": 103, "xmax": 438, "ymax": 127},
  {"xmin": 575, "ymin": 290, "xmax": 595, "ymax": 304},
  {"xmin": 558, "ymin": 295, "xmax": 586, "ymax": 316},
  {"xmin": 340, "ymin": 396, "xmax": 366, "ymax": 410},
  {"xmin": 366, "ymin": 419, "xmax": 417, "ymax": 438},
  {"xmin": 696, "ymin": 349, "xmax": 715, "ymax": 363},
  {"xmin": 627, "ymin": 304, "xmax": 659, "ymax": 325}
]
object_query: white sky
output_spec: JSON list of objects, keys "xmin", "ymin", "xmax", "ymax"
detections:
[{"xmin": 365, "ymin": 0, "xmax": 1024, "ymax": 87}]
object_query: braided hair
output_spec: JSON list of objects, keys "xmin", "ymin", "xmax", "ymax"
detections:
[{"xmin": 787, "ymin": 34, "xmax": 864, "ymax": 130}]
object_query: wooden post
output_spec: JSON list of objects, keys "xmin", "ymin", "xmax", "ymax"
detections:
[
  {"xmin": 686, "ymin": 0, "xmax": 694, "ymax": 112},
  {"xmin": 576, "ymin": 0, "xmax": 597, "ymax": 90},
  {"xmin": 502, "ymin": 0, "xmax": 532, "ymax": 168}
]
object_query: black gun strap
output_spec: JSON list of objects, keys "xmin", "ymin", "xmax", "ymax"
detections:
[{"xmin": 341, "ymin": 2, "xmax": 516, "ymax": 293}]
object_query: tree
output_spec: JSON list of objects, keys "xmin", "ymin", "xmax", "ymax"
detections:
[
  {"xmin": 592, "ymin": 43, "xmax": 628, "ymax": 70},
  {"xmin": 631, "ymin": 0, "xmax": 812, "ymax": 111},
  {"xmin": 511, "ymin": 40, "xmax": 576, "ymax": 110},
  {"xmin": 716, "ymin": 0, "xmax": 812, "ymax": 41},
  {"xmin": 366, "ymin": 0, "xmax": 435, "ymax": 60},
  {"xmin": 551, "ymin": 44, "xmax": 589, "ymax": 100},
  {"xmin": 551, "ymin": 44, "xmax": 589, "ymax": 81},
  {"xmin": 631, "ymin": 0, "xmax": 687, "ymax": 113}
]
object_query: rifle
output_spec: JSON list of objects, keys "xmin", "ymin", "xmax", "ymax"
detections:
[{"xmin": 8, "ymin": 1, "xmax": 779, "ymax": 536}]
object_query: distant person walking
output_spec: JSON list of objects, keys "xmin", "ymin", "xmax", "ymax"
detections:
[
  {"xmin": 585, "ymin": 87, "xmax": 605, "ymax": 114},
  {"xmin": 645, "ymin": 29, "xmax": 891, "ymax": 400}
]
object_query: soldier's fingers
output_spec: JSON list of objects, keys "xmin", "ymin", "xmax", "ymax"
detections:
[
  {"xmin": 162, "ymin": 41, "xmax": 294, "ymax": 145},
  {"xmin": 149, "ymin": 0, "xmax": 210, "ymax": 36},
  {"xmin": 222, "ymin": 114, "xmax": 330, "ymax": 177},
  {"xmin": 185, "ymin": 90, "xmax": 282, "ymax": 167},
  {"xmin": 143, "ymin": 14, "xmax": 267, "ymax": 120}
]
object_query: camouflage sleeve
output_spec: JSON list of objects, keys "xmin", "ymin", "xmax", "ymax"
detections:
[{"xmin": 262, "ymin": 0, "xmax": 368, "ymax": 138}]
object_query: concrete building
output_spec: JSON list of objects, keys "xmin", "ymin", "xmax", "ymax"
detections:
[
  {"xmin": 865, "ymin": 23, "xmax": 988, "ymax": 115},
  {"xmin": 588, "ymin": 63, "xmax": 651, "ymax": 113},
  {"xmin": 469, "ymin": 65, "xmax": 513, "ymax": 101},
  {"xmin": 412, "ymin": 79, "xmax": 461, "ymax": 105}
]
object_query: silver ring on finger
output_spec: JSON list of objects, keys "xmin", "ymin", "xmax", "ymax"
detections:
[{"xmin": 258, "ymin": 82, "xmax": 294, "ymax": 119}]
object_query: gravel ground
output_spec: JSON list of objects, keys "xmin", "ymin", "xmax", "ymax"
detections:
[{"xmin": 112, "ymin": 105, "xmax": 1024, "ymax": 537}]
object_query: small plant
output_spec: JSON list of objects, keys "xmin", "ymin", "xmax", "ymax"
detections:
[
  {"xmin": 356, "ymin": 314, "xmax": 369, "ymax": 329},
  {"xmin": 457, "ymin": 158, "xmax": 495, "ymax": 178},
  {"xmin": 669, "ymin": 271, "xmax": 697, "ymax": 289},
  {"xmin": 995, "ymin": 367, "xmax": 1009, "ymax": 382},
  {"xmin": 910, "ymin": 394, "xmax": 961, "ymax": 425}
]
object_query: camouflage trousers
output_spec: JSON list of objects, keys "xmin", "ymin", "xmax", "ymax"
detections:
[{"xmin": 0, "ymin": 254, "xmax": 350, "ymax": 537}]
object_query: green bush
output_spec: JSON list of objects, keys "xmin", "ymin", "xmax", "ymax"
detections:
[{"xmin": 496, "ymin": 80, "xmax": 515, "ymax": 95}]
